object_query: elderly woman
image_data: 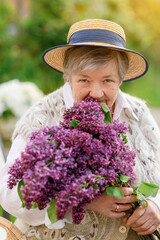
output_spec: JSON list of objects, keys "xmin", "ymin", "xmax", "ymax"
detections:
[{"xmin": 0, "ymin": 19, "xmax": 160, "ymax": 240}]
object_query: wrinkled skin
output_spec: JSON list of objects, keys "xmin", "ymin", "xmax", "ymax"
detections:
[{"xmin": 70, "ymin": 61, "xmax": 160, "ymax": 235}]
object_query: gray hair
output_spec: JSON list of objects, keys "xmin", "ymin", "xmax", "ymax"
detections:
[{"xmin": 63, "ymin": 46, "xmax": 129, "ymax": 83}]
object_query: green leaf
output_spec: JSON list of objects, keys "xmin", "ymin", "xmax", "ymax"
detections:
[
  {"xmin": 136, "ymin": 190, "xmax": 148, "ymax": 207},
  {"xmin": 17, "ymin": 180, "xmax": 25, "ymax": 208},
  {"xmin": 2, "ymin": 108, "xmax": 15, "ymax": 119},
  {"xmin": 132, "ymin": 186, "xmax": 138, "ymax": 195},
  {"xmin": 101, "ymin": 103, "xmax": 112, "ymax": 124},
  {"xmin": 45, "ymin": 159, "xmax": 55, "ymax": 167},
  {"xmin": 94, "ymin": 174, "xmax": 106, "ymax": 180},
  {"xmin": 93, "ymin": 184, "xmax": 99, "ymax": 189},
  {"xmin": 139, "ymin": 182, "xmax": 159, "ymax": 197},
  {"xmin": 31, "ymin": 202, "xmax": 38, "ymax": 209},
  {"xmin": 103, "ymin": 187, "xmax": 124, "ymax": 198},
  {"xmin": 79, "ymin": 182, "xmax": 91, "ymax": 189},
  {"xmin": 48, "ymin": 131, "xmax": 54, "ymax": 136},
  {"xmin": 69, "ymin": 119, "xmax": 80, "ymax": 128},
  {"xmin": 47, "ymin": 199, "xmax": 58, "ymax": 224},
  {"xmin": 121, "ymin": 133, "xmax": 128, "ymax": 143},
  {"xmin": 120, "ymin": 174, "xmax": 131, "ymax": 183}
]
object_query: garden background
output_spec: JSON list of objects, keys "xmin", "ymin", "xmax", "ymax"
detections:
[
  {"xmin": 0, "ymin": 0, "xmax": 160, "ymax": 225},
  {"xmin": 1, "ymin": 0, "xmax": 160, "ymax": 106}
]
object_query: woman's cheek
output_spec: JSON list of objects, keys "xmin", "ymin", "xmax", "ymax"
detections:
[{"xmin": 76, "ymin": 91, "xmax": 88, "ymax": 102}]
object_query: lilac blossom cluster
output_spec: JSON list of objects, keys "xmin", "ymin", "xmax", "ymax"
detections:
[{"xmin": 8, "ymin": 97, "xmax": 136, "ymax": 224}]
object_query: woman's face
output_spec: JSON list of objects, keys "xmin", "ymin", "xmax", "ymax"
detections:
[{"xmin": 69, "ymin": 58, "xmax": 121, "ymax": 110}]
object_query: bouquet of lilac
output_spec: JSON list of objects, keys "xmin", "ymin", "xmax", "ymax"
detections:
[{"xmin": 7, "ymin": 97, "xmax": 159, "ymax": 227}]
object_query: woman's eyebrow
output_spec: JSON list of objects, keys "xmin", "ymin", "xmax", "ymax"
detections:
[
  {"xmin": 102, "ymin": 75, "xmax": 112, "ymax": 78},
  {"xmin": 79, "ymin": 74, "xmax": 89, "ymax": 77},
  {"xmin": 79, "ymin": 74, "xmax": 112, "ymax": 78}
]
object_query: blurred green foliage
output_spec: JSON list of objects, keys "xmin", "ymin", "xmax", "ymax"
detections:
[{"xmin": 0, "ymin": 0, "xmax": 160, "ymax": 106}]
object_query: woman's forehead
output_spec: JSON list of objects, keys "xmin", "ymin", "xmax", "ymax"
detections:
[
  {"xmin": 74, "ymin": 58, "xmax": 118, "ymax": 74},
  {"xmin": 71, "ymin": 62, "xmax": 120, "ymax": 82}
]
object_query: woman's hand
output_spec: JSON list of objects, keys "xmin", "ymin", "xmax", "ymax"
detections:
[
  {"xmin": 124, "ymin": 200, "xmax": 160, "ymax": 235},
  {"xmin": 85, "ymin": 187, "xmax": 137, "ymax": 218}
]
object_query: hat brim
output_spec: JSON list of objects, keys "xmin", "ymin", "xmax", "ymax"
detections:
[{"xmin": 42, "ymin": 42, "xmax": 148, "ymax": 82}]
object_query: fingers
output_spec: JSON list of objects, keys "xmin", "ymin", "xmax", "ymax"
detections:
[
  {"xmin": 131, "ymin": 220, "xmax": 157, "ymax": 235},
  {"xmin": 127, "ymin": 202, "xmax": 146, "ymax": 226},
  {"xmin": 85, "ymin": 188, "xmax": 138, "ymax": 220},
  {"xmin": 108, "ymin": 202, "xmax": 134, "ymax": 219},
  {"xmin": 126, "ymin": 201, "xmax": 160, "ymax": 235},
  {"xmin": 113, "ymin": 187, "xmax": 137, "ymax": 204},
  {"xmin": 109, "ymin": 211, "xmax": 126, "ymax": 219},
  {"xmin": 113, "ymin": 203, "xmax": 133, "ymax": 212},
  {"xmin": 119, "ymin": 187, "xmax": 134, "ymax": 196},
  {"xmin": 136, "ymin": 224, "xmax": 157, "ymax": 236},
  {"xmin": 115, "ymin": 194, "xmax": 137, "ymax": 204},
  {"xmin": 130, "ymin": 219, "xmax": 158, "ymax": 235}
]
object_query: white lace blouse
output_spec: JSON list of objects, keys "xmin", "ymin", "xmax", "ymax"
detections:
[{"xmin": 0, "ymin": 82, "xmax": 159, "ymax": 231}]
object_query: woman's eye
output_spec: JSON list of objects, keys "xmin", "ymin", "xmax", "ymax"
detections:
[
  {"xmin": 81, "ymin": 79, "xmax": 88, "ymax": 82},
  {"xmin": 105, "ymin": 79, "xmax": 112, "ymax": 83}
]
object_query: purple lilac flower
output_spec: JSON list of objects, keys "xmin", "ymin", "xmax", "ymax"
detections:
[{"xmin": 8, "ymin": 97, "xmax": 136, "ymax": 224}]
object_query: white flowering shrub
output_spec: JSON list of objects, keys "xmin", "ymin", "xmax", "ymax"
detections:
[{"xmin": 0, "ymin": 79, "xmax": 44, "ymax": 118}]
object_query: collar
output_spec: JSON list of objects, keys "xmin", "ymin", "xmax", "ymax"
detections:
[
  {"xmin": 113, "ymin": 89, "xmax": 138, "ymax": 121},
  {"xmin": 63, "ymin": 82, "xmax": 74, "ymax": 109},
  {"xmin": 63, "ymin": 82, "xmax": 138, "ymax": 121}
]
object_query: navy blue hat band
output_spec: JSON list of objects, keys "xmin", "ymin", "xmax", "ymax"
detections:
[{"xmin": 68, "ymin": 29, "xmax": 126, "ymax": 48}]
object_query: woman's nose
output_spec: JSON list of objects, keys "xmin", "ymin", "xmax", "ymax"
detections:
[{"xmin": 89, "ymin": 84, "xmax": 104, "ymax": 99}]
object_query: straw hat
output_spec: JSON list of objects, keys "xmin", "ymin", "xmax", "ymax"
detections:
[
  {"xmin": 42, "ymin": 19, "xmax": 148, "ymax": 82},
  {"xmin": 0, "ymin": 217, "xmax": 23, "ymax": 240}
]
